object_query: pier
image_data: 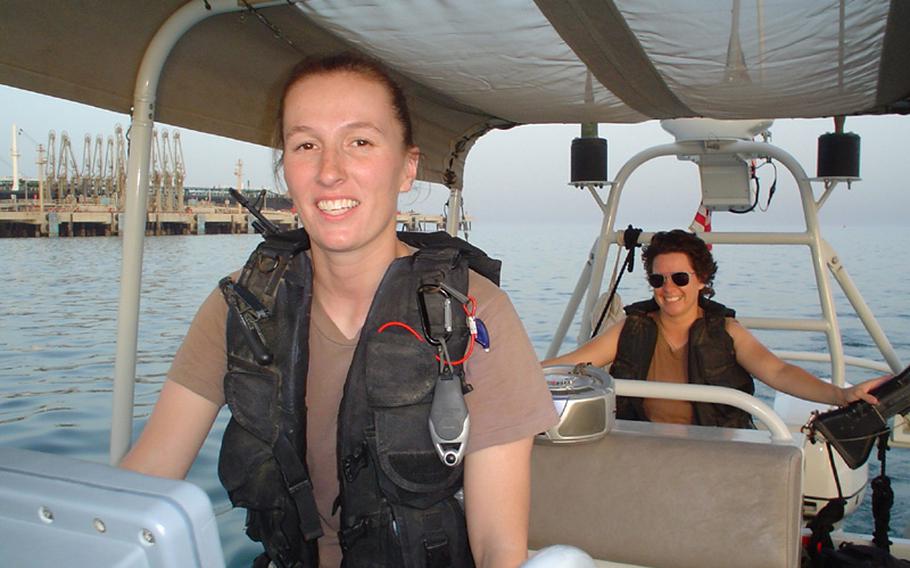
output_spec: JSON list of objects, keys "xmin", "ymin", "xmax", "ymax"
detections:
[
  {"xmin": 0, "ymin": 200, "xmax": 296, "ymax": 237},
  {"xmin": 0, "ymin": 192, "xmax": 466, "ymax": 238},
  {"xmin": 2, "ymin": 125, "xmax": 467, "ymax": 238},
  {"xmin": 0, "ymin": 182, "xmax": 298, "ymax": 237},
  {"xmin": 396, "ymin": 210, "xmax": 471, "ymax": 234}
]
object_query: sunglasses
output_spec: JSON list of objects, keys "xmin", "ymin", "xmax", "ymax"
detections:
[{"xmin": 648, "ymin": 271, "xmax": 694, "ymax": 288}]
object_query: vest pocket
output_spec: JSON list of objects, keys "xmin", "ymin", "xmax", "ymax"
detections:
[
  {"xmin": 389, "ymin": 499, "xmax": 473, "ymax": 567},
  {"xmin": 363, "ymin": 335, "xmax": 463, "ymax": 501},
  {"xmin": 219, "ymin": 419, "xmax": 281, "ymax": 504},
  {"xmin": 223, "ymin": 368, "xmax": 280, "ymax": 442},
  {"xmin": 692, "ymin": 343, "xmax": 754, "ymax": 393},
  {"xmin": 220, "ymin": 368, "xmax": 284, "ymax": 504},
  {"xmin": 364, "ymin": 334, "xmax": 438, "ymax": 406},
  {"xmin": 368, "ymin": 419, "xmax": 463, "ymax": 501}
]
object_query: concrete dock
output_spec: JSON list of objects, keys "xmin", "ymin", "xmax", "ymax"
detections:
[
  {"xmin": 0, "ymin": 200, "xmax": 464, "ymax": 238},
  {"xmin": 0, "ymin": 200, "xmax": 298, "ymax": 237}
]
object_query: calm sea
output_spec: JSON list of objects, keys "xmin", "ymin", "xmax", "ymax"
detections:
[{"xmin": 1, "ymin": 223, "xmax": 908, "ymax": 564}]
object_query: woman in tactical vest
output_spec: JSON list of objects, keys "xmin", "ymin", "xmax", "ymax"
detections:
[
  {"xmin": 121, "ymin": 53, "xmax": 558, "ymax": 567},
  {"xmin": 543, "ymin": 229, "xmax": 886, "ymax": 428}
]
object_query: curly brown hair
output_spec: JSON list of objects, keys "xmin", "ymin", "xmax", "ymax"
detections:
[{"xmin": 642, "ymin": 230, "xmax": 717, "ymax": 297}]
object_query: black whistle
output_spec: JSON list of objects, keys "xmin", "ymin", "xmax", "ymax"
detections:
[
  {"xmin": 233, "ymin": 309, "xmax": 274, "ymax": 366},
  {"xmin": 219, "ymin": 277, "xmax": 274, "ymax": 366}
]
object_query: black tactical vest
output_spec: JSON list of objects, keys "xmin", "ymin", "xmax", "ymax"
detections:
[
  {"xmin": 610, "ymin": 297, "xmax": 756, "ymax": 429},
  {"xmin": 218, "ymin": 229, "xmax": 500, "ymax": 568}
]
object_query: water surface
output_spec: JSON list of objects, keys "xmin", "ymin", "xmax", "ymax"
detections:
[{"xmin": 1, "ymin": 224, "xmax": 907, "ymax": 563}]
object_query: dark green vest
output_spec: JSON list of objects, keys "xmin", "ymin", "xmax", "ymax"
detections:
[
  {"xmin": 610, "ymin": 297, "xmax": 756, "ymax": 429},
  {"xmin": 218, "ymin": 229, "xmax": 500, "ymax": 567}
]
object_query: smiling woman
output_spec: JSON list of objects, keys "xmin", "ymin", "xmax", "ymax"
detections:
[
  {"xmin": 279, "ymin": 61, "xmax": 419, "ymax": 266},
  {"xmin": 543, "ymin": 229, "xmax": 887, "ymax": 428},
  {"xmin": 119, "ymin": 52, "xmax": 558, "ymax": 568}
]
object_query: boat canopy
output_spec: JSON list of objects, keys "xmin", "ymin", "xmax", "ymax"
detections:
[{"xmin": 2, "ymin": 0, "xmax": 907, "ymax": 187}]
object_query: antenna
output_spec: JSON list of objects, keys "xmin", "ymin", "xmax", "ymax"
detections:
[{"xmin": 11, "ymin": 124, "xmax": 20, "ymax": 192}]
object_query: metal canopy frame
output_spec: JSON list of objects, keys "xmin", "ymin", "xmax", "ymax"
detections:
[
  {"xmin": 107, "ymin": 1, "xmax": 908, "ymax": 460},
  {"xmin": 546, "ymin": 138, "xmax": 905, "ymax": 402},
  {"xmin": 109, "ymin": 0, "xmax": 287, "ymax": 465},
  {"xmin": 107, "ymin": 0, "xmax": 473, "ymax": 465}
]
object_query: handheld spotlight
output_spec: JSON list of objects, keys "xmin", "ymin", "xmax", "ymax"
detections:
[{"xmin": 808, "ymin": 365, "xmax": 910, "ymax": 469}]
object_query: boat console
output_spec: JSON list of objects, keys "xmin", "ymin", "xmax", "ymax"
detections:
[{"xmin": 0, "ymin": 447, "xmax": 224, "ymax": 568}]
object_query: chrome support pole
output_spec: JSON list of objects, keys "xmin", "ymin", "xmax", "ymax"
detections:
[
  {"xmin": 614, "ymin": 379, "xmax": 793, "ymax": 442},
  {"xmin": 776, "ymin": 146, "xmax": 846, "ymax": 387},
  {"xmin": 444, "ymin": 187, "xmax": 463, "ymax": 236},
  {"xmin": 579, "ymin": 144, "xmax": 679, "ymax": 339},
  {"xmin": 110, "ymin": 0, "xmax": 284, "ymax": 465},
  {"xmin": 546, "ymin": 241, "xmax": 596, "ymax": 359},
  {"xmin": 579, "ymin": 220, "xmax": 612, "ymax": 340},
  {"xmin": 820, "ymin": 240, "xmax": 904, "ymax": 374},
  {"xmin": 774, "ymin": 351, "xmax": 893, "ymax": 374},
  {"xmin": 814, "ymin": 179, "xmax": 840, "ymax": 211}
]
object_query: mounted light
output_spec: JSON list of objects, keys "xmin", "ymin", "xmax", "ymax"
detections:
[
  {"xmin": 817, "ymin": 117, "xmax": 861, "ymax": 179},
  {"xmin": 570, "ymin": 137, "xmax": 608, "ymax": 187}
]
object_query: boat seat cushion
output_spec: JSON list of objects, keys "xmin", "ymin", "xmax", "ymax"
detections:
[{"xmin": 529, "ymin": 421, "xmax": 803, "ymax": 568}]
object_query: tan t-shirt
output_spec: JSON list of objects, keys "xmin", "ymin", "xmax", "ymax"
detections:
[
  {"xmin": 168, "ymin": 267, "xmax": 558, "ymax": 567},
  {"xmin": 641, "ymin": 315, "xmax": 694, "ymax": 425}
]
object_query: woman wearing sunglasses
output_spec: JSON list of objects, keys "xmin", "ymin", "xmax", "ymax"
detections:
[{"xmin": 543, "ymin": 229, "xmax": 886, "ymax": 428}]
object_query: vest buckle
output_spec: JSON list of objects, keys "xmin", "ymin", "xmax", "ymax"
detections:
[
  {"xmin": 341, "ymin": 440, "xmax": 369, "ymax": 483},
  {"xmin": 338, "ymin": 517, "xmax": 369, "ymax": 552},
  {"xmin": 423, "ymin": 533, "xmax": 452, "ymax": 567}
]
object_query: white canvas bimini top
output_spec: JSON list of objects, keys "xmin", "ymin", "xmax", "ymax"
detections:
[{"xmin": 1, "ymin": 0, "xmax": 906, "ymax": 187}]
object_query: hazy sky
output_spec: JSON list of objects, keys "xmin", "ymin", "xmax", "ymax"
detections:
[{"xmin": 2, "ymin": 84, "xmax": 908, "ymax": 229}]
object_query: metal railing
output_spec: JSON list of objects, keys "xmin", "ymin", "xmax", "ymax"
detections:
[{"xmin": 613, "ymin": 379, "xmax": 793, "ymax": 442}]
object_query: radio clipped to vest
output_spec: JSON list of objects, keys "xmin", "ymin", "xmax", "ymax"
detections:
[{"xmin": 419, "ymin": 281, "xmax": 474, "ymax": 467}]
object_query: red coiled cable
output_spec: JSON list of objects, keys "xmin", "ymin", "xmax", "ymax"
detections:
[{"xmin": 377, "ymin": 295, "xmax": 478, "ymax": 366}]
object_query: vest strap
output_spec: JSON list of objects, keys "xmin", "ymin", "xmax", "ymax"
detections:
[
  {"xmin": 341, "ymin": 440, "xmax": 369, "ymax": 483},
  {"xmin": 422, "ymin": 511, "xmax": 453, "ymax": 568},
  {"xmin": 424, "ymin": 535, "xmax": 452, "ymax": 568},
  {"xmin": 337, "ymin": 513, "xmax": 382, "ymax": 552},
  {"xmin": 273, "ymin": 433, "xmax": 323, "ymax": 541}
]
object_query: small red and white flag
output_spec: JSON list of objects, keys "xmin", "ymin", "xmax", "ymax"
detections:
[{"xmin": 689, "ymin": 202, "xmax": 712, "ymax": 250}]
